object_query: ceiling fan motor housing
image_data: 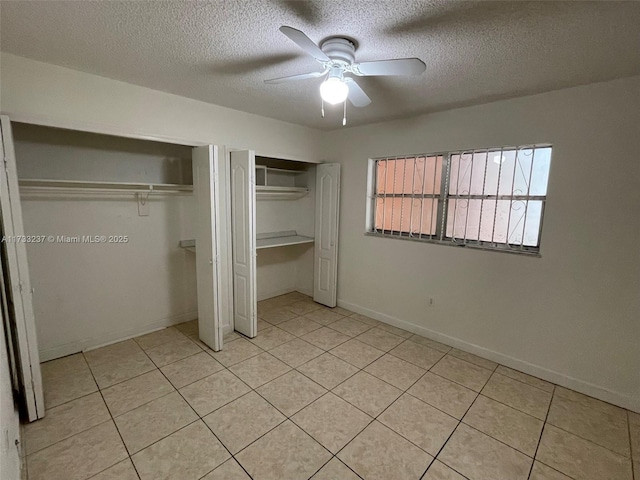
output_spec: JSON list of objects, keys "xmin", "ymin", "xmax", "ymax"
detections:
[{"xmin": 320, "ymin": 37, "xmax": 356, "ymax": 65}]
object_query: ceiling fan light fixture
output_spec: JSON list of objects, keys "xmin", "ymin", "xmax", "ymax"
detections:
[{"xmin": 320, "ymin": 77, "xmax": 349, "ymax": 105}]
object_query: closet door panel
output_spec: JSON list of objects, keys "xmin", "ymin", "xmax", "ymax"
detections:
[
  {"xmin": 193, "ymin": 145, "xmax": 223, "ymax": 352},
  {"xmin": 0, "ymin": 116, "xmax": 45, "ymax": 421},
  {"xmin": 230, "ymin": 150, "xmax": 257, "ymax": 338},
  {"xmin": 314, "ymin": 163, "xmax": 340, "ymax": 307}
]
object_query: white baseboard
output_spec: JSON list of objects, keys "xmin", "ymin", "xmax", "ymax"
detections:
[
  {"xmin": 257, "ymin": 287, "xmax": 297, "ymax": 302},
  {"xmin": 39, "ymin": 310, "xmax": 198, "ymax": 362},
  {"xmin": 295, "ymin": 287, "xmax": 313, "ymax": 297},
  {"xmin": 337, "ymin": 299, "xmax": 640, "ymax": 414}
]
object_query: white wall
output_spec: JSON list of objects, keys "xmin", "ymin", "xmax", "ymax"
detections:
[
  {"xmin": 0, "ymin": 54, "xmax": 324, "ymax": 360},
  {"xmin": 325, "ymin": 76, "xmax": 640, "ymax": 412},
  {"xmin": 0, "ymin": 53, "xmax": 324, "ymax": 161},
  {"xmin": 255, "ymin": 168, "xmax": 316, "ymax": 299},
  {"xmin": 13, "ymin": 124, "xmax": 198, "ymax": 361},
  {"xmin": 0, "ymin": 316, "xmax": 22, "ymax": 480},
  {"xmin": 2, "ymin": 52, "xmax": 638, "ymax": 412}
]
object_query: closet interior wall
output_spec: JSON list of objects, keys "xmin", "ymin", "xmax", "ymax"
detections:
[
  {"xmin": 12, "ymin": 123, "xmax": 197, "ymax": 361},
  {"xmin": 254, "ymin": 157, "xmax": 316, "ymax": 301}
]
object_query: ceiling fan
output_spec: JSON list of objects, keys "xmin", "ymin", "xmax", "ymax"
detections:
[{"xmin": 264, "ymin": 26, "xmax": 426, "ymax": 125}]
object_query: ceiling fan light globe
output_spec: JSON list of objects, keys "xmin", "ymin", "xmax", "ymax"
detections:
[{"xmin": 320, "ymin": 78, "xmax": 349, "ymax": 105}]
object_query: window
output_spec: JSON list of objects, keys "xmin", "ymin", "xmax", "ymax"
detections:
[{"xmin": 367, "ymin": 145, "xmax": 552, "ymax": 255}]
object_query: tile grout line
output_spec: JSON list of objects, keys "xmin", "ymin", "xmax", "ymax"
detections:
[
  {"xmin": 35, "ymin": 334, "xmax": 505, "ymax": 471},
  {"xmin": 36, "ymin": 304, "xmax": 634, "ymax": 480},
  {"xmin": 420, "ymin": 423, "xmax": 470, "ymax": 480},
  {"xmin": 460, "ymin": 422, "xmax": 536, "ymax": 462},
  {"xmin": 95, "ymin": 336, "xmax": 225, "ymax": 478},
  {"xmin": 494, "ymin": 367, "xmax": 556, "ymax": 394},
  {"xmin": 425, "ymin": 374, "xmax": 484, "ymax": 480},
  {"xmin": 526, "ymin": 383, "xmax": 555, "ymax": 480},
  {"xmin": 82, "ymin": 350, "xmax": 143, "ymax": 480},
  {"xmin": 322, "ymin": 344, "xmax": 460, "ymax": 468},
  {"xmin": 135, "ymin": 355, "xmax": 241, "ymax": 479},
  {"xmin": 205, "ymin": 328, "xmax": 376, "ymax": 479},
  {"xmin": 490, "ymin": 369, "xmax": 556, "ymax": 396}
]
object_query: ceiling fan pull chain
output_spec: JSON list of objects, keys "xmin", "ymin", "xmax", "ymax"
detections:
[
  {"xmin": 343, "ymin": 100, "xmax": 347, "ymax": 126},
  {"xmin": 321, "ymin": 98, "xmax": 325, "ymax": 118}
]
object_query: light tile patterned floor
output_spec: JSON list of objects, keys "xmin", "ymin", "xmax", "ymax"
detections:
[{"xmin": 23, "ymin": 292, "xmax": 639, "ymax": 480}]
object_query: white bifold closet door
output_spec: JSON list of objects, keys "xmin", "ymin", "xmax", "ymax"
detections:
[
  {"xmin": 230, "ymin": 150, "xmax": 257, "ymax": 338},
  {"xmin": 314, "ymin": 163, "xmax": 341, "ymax": 307},
  {"xmin": 0, "ymin": 116, "xmax": 45, "ymax": 421},
  {"xmin": 193, "ymin": 145, "xmax": 223, "ymax": 351}
]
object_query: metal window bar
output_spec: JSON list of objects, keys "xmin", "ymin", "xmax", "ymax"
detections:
[
  {"xmin": 398, "ymin": 157, "xmax": 407, "ymax": 236},
  {"xmin": 437, "ymin": 154, "xmax": 450, "ymax": 241},
  {"xmin": 490, "ymin": 148, "xmax": 504, "ymax": 244},
  {"xmin": 504, "ymin": 148, "xmax": 519, "ymax": 248},
  {"xmin": 462, "ymin": 153, "xmax": 474, "ymax": 244},
  {"xmin": 389, "ymin": 157, "xmax": 397, "ymax": 233},
  {"xmin": 519, "ymin": 147, "xmax": 537, "ymax": 250},
  {"xmin": 380, "ymin": 159, "xmax": 388, "ymax": 233},
  {"xmin": 418, "ymin": 157, "xmax": 427, "ymax": 239},
  {"xmin": 449, "ymin": 153, "xmax": 461, "ymax": 242},
  {"xmin": 430, "ymin": 157, "xmax": 439, "ymax": 239},
  {"xmin": 408, "ymin": 158, "xmax": 416, "ymax": 236},
  {"xmin": 369, "ymin": 145, "xmax": 550, "ymax": 254}
]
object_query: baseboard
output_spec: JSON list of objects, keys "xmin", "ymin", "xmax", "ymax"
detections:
[
  {"xmin": 257, "ymin": 287, "xmax": 297, "ymax": 302},
  {"xmin": 295, "ymin": 287, "xmax": 313, "ymax": 298},
  {"xmin": 39, "ymin": 310, "xmax": 198, "ymax": 361},
  {"xmin": 337, "ymin": 299, "xmax": 640, "ymax": 414}
]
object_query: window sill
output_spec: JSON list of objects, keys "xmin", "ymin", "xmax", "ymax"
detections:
[{"xmin": 363, "ymin": 231, "xmax": 541, "ymax": 257}]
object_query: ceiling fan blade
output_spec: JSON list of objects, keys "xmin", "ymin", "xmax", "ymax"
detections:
[
  {"xmin": 279, "ymin": 26, "xmax": 330, "ymax": 62},
  {"xmin": 264, "ymin": 70, "xmax": 327, "ymax": 84},
  {"xmin": 344, "ymin": 78, "xmax": 371, "ymax": 107},
  {"xmin": 211, "ymin": 53, "xmax": 300, "ymax": 75},
  {"xmin": 353, "ymin": 58, "xmax": 426, "ymax": 76}
]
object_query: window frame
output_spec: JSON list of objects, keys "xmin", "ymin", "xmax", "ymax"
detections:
[{"xmin": 365, "ymin": 145, "xmax": 552, "ymax": 256}]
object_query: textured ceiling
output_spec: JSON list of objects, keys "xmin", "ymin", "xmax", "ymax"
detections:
[{"xmin": 2, "ymin": 1, "xmax": 640, "ymax": 130}]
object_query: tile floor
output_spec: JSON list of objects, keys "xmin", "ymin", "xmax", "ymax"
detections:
[{"xmin": 23, "ymin": 292, "xmax": 639, "ymax": 480}]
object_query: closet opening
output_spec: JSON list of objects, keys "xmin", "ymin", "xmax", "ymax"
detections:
[
  {"xmin": 227, "ymin": 150, "xmax": 341, "ymax": 341},
  {"xmin": 1, "ymin": 118, "xmax": 222, "ymax": 420}
]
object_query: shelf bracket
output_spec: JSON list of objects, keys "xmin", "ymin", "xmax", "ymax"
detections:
[{"xmin": 137, "ymin": 192, "xmax": 150, "ymax": 216}]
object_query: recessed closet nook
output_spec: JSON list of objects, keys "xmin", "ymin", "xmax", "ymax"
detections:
[{"xmin": 0, "ymin": 116, "xmax": 339, "ymax": 421}]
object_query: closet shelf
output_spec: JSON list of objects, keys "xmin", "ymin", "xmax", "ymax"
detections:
[
  {"xmin": 256, "ymin": 231, "xmax": 314, "ymax": 249},
  {"xmin": 179, "ymin": 239, "xmax": 196, "ymax": 253},
  {"xmin": 179, "ymin": 233, "xmax": 314, "ymax": 252},
  {"xmin": 18, "ymin": 179, "xmax": 193, "ymax": 195},
  {"xmin": 255, "ymin": 186, "xmax": 308, "ymax": 200}
]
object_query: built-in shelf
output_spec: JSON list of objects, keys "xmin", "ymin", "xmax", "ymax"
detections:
[
  {"xmin": 256, "ymin": 231, "xmax": 314, "ymax": 249},
  {"xmin": 255, "ymin": 163, "xmax": 309, "ymax": 200},
  {"xmin": 255, "ymin": 185, "xmax": 309, "ymax": 200},
  {"xmin": 180, "ymin": 232, "xmax": 314, "ymax": 252},
  {"xmin": 179, "ymin": 239, "xmax": 196, "ymax": 253},
  {"xmin": 18, "ymin": 179, "xmax": 194, "ymax": 195}
]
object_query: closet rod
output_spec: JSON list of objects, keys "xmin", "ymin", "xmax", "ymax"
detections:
[{"xmin": 18, "ymin": 179, "xmax": 193, "ymax": 195}]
